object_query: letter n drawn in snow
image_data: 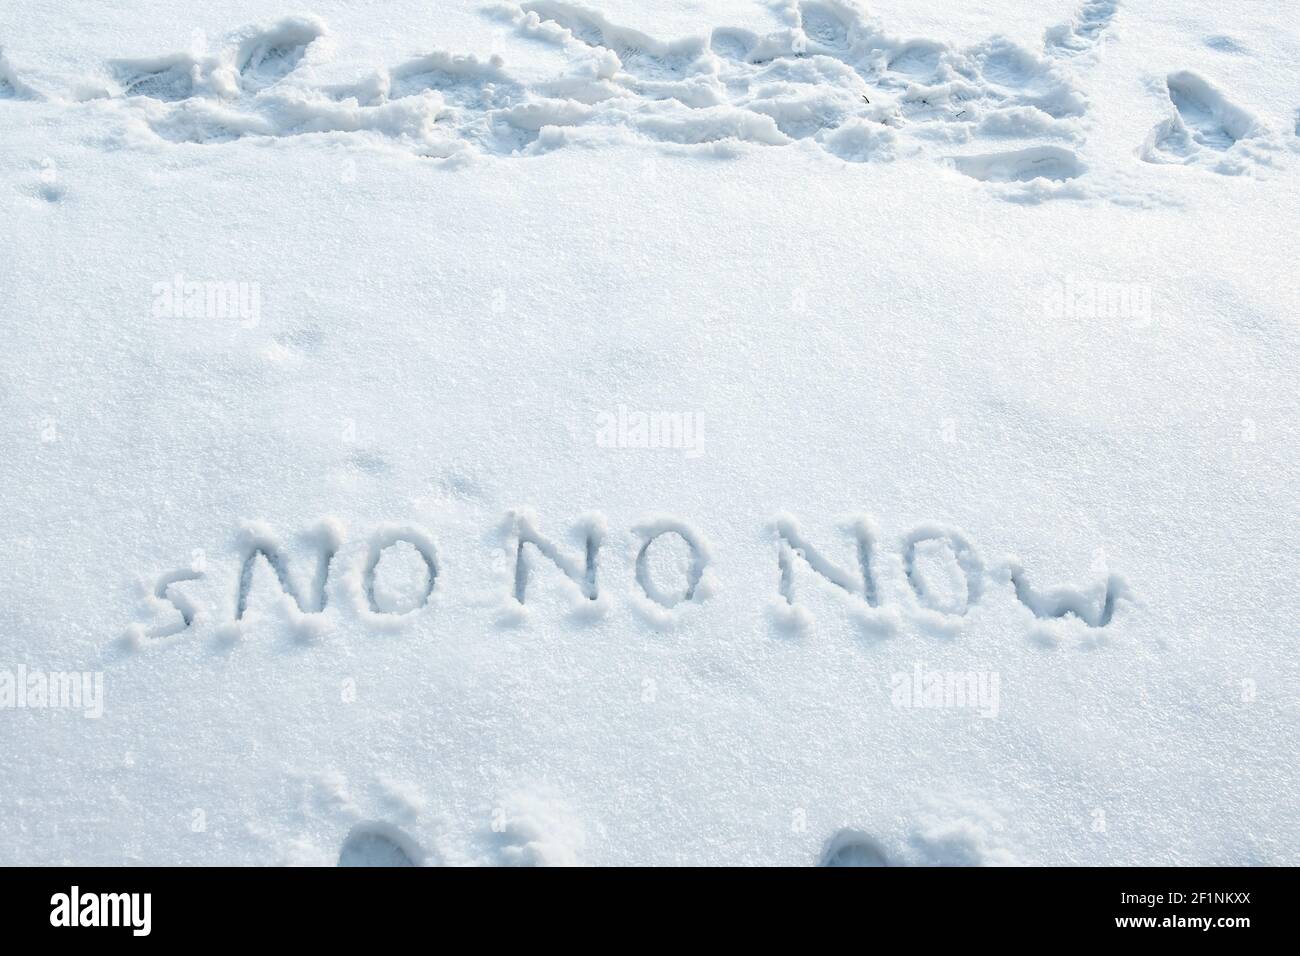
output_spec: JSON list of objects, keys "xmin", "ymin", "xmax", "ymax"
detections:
[
  {"xmin": 775, "ymin": 515, "xmax": 882, "ymax": 607},
  {"xmin": 235, "ymin": 520, "xmax": 342, "ymax": 620},
  {"xmin": 770, "ymin": 515, "xmax": 897, "ymax": 632},
  {"xmin": 506, "ymin": 511, "xmax": 605, "ymax": 609}
]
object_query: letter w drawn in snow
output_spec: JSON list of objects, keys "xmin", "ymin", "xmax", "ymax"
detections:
[
  {"xmin": 1005, "ymin": 560, "xmax": 1129, "ymax": 628},
  {"xmin": 235, "ymin": 521, "xmax": 342, "ymax": 619}
]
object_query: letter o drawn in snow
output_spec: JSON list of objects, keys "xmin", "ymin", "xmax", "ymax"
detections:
[
  {"xmin": 362, "ymin": 528, "xmax": 438, "ymax": 615},
  {"xmin": 634, "ymin": 521, "xmax": 708, "ymax": 609},
  {"xmin": 901, "ymin": 525, "xmax": 984, "ymax": 616}
]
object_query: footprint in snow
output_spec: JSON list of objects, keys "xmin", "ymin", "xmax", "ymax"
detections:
[
  {"xmin": 1141, "ymin": 71, "xmax": 1266, "ymax": 172},
  {"xmin": 820, "ymin": 829, "xmax": 890, "ymax": 867},
  {"xmin": 235, "ymin": 19, "xmax": 324, "ymax": 92},
  {"xmin": 338, "ymin": 823, "xmax": 421, "ymax": 866}
]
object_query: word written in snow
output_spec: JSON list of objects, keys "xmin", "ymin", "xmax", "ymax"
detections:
[{"xmin": 128, "ymin": 513, "xmax": 1129, "ymax": 642}]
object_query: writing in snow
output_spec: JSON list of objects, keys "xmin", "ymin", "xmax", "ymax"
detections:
[{"xmin": 125, "ymin": 513, "xmax": 1130, "ymax": 643}]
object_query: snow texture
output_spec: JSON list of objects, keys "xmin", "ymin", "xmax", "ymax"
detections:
[{"xmin": 0, "ymin": 0, "xmax": 1297, "ymax": 865}]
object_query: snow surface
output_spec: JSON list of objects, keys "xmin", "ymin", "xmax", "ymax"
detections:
[{"xmin": 0, "ymin": 0, "xmax": 1297, "ymax": 865}]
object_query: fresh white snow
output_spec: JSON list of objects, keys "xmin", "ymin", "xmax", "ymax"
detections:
[{"xmin": 0, "ymin": 0, "xmax": 1297, "ymax": 865}]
